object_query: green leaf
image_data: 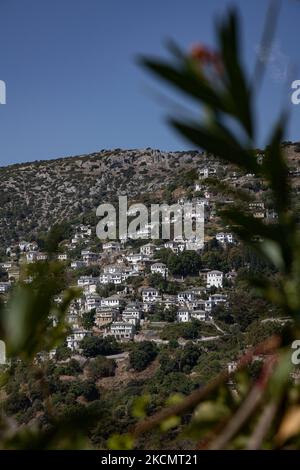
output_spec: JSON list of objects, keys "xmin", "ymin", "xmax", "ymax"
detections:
[
  {"xmin": 107, "ymin": 433, "xmax": 135, "ymax": 450},
  {"xmin": 132, "ymin": 394, "xmax": 151, "ymax": 419},
  {"xmin": 139, "ymin": 57, "xmax": 226, "ymax": 111},
  {"xmin": 160, "ymin": 415, "xmax": 181, "ymax": 432},
  {"xmin": 170, "ymin": 120, "xmax": 258, "ymax": 173}
]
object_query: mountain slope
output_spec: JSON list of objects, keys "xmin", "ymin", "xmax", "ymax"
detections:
[{"xmin": 0, "ymin": 148, "xmax": 203, "ymax": 247}]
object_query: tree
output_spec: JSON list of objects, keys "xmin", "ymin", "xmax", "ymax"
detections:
[
  {"xmin": 147, "ymin": 371, "xmax": 196, "ymax": 396},
  {"xmin": 55, "ymin": 344, "xmax": 72, "ymax": 361},
  {"xmin": 167, "ymin": 251, "xmax": 202, "ymax": 276},
  {"xmin": 77, "ymin": 266, "xmax": 100, "ymax": 277},
  {"xmin": 148, "ymin": 273, "xmax": 167, "ymax": 290},
  {"xmin": 86, "ymin": 357, "xmax": 116, "ymax": 380},
  {"xmin": 163, "ymin": 305, "xmax": 178, "ymax": 323},
  {"xmin": 4, "ymin": 392, "xmax": 31, "ymax": 415},
  {"xmin": 129, "ymin": 342, "xmax": 158, "ymax": 371},
  {"xmin": 80, "ymin": 336, "xmax": 121, "ymax": 358},
  {"xmin": 213, "ymin": 304, "xmax": 234, "ymax": 325},
  {"xmin": 227, "ymin": 290, "xmax": 271, "ymax": 331},
  {"xmin": 0, "ymin": 267, "xmax": 8, "ymax": 282},
  {"xmin": 159, "ymin": 350, "xmax": 179, "ymax": 374},
  {"xmin": 153, "ymin": 304, "xmax": 178, "ymax": 323},
  {"xmin": 54, "ymin": 359, "xmax": 82, "ymax": 377},
  {"xmin": 68, "ymin": 380, "xmax": 100, "ymax": 402},
  {"xmin": 82, "ymin": 309, "xmax": 96, "ymax": 330},
  {"xmin": 148, "ymin": 273, "xmax": 180, "ymax": 295},
  {"xmin": 157, "ymin": 248, "xmax": 173, "ymax": 265},
  {"xmin": 159, "ymin": 342, "xmax": 201, "ymax": 374},
  {"xmin": 179, "ymin": 342, "xmax": 201, "ymax": 373},
  {"xmin": 44, "ymin": 222, "xmax": 72, "ymax": 254},
  {"xmin": 182, "ymin": 320, "xmax": 201, "ymax": 340}
]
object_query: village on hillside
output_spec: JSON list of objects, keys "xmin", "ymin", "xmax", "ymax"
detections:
[{"xmin": 0, "ymin": 154, "xmax": 289, "ymax": 379}]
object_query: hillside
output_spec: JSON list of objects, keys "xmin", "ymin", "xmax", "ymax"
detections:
[
  {"xmin": 1, "ymin": 142, "xmax": 300, "ymax": 250},
  {"xmin": 0, "ymin": 148, "xmax": 205, "ymax": 247}
]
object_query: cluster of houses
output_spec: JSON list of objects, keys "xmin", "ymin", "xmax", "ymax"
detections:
[
  {"xmin": 65, "ymin": 284, "xmax": 229, "ymax": 349},
  {"xmin": 63, "ymin": 261, "xmax": 230, "ymax": 349},
  {"xmin": 1, "ymin": 216, "xmax": 238, "ymax": 351}
]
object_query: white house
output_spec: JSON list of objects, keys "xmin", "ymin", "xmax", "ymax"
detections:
[
  {"xmin": 108, "ymin": 272, "xmax": 122, "ymax": 285},
  {"xmin": 71, "ymin": 260, "xmax": 86, "ymax": 269},
  {"xmin": 177, "ymin": 307, "xmax": 191, "ymax": 323},
  {"xmin": 177, "ymin": 291, "xmax": 196, "ymax": 303},
  {"xmin": 228, "ymin": 361, "xmax": 238, "ymax": 374},
  {"xmin": 86, "ymin": 283, "xmax": 98, "ymax": 294},
  {"xmin": 66, "ymin": 310, "xmax": 81, "ymax": 329},
  {"xmin": 95, "ymin": 307, "xmax": 118, "ymax": 326},
  {"xmin": 126, "ymin": 253, "xmax": 144, "ymax": 264},
  {"xmin": 140, "ymin": 243, "xmax": 156, "ymax": 256},
  {"xmin": 122, "ymin": 302, "xmax": 142, "ymax": 325},
  {"xmin": 210, "ymin": 294, "xmax": 227, "ymax": 309},
  {"xmin": 85, "ymin": 293, "xmax": 102, "ymax": 312},
  {"xmin": 162, "ymin": 295, "xmax": 177, "ymax": 310},
  {"xmin": 0, "ymin": 282, "xmax": 11, "ymax": 293},
  {"xmin": 99, "ymin": 271, "xmax": 123, "ymax": 285},
  {"xmin": 123, "ymin": 302, "xmax": 143, "ymax": 316},
  {"xmin": 107, "ymin": 322, "xmax": 135, "ymax": 341},
  {"xmin": 206, "ymin": 270, "xmax": 223, "ymax": 288},
  {"xmin": 102, "ymin": 242, "xmax": 121, "ymax": 252},
  {"xmin": 78, "ymin": 275, "xmax": 98, "ymax": 288},
  {"xmin": 122, "ymin": 312, "xmax": 140, "ymax": 326},
  {"xmin": 150, "ymin": 262, "xmax": 168, "ymax": 279},
  {"xmin": 189, "ymin": 299, "xmax": 206, "ymax": 311},
  {"xmin": 71, "ymin": 233, "xmax": 86, "ymax": 245},
  {"xmin": 66, "ymin": 329, "xmax": 91, "ymax": 350},
  {"xmin": 27, "ymin": 241, "xmax": 39, "ymax": 252},
  {"xmin": 36, "ymin": 252, "xmax": 48, "ymax": 261},
  {"xmin": 191, "ymin": 310, "xmax": 208, "ymax": 321},
  {"xmin": 81, "ymin": 250, "xmax": 98, "ymax": 264},
  {"xmin": 78, "ymin": 224, "xmax": 92, "ymax": 236},
  {"xmin": 101, "ymin": 295, "xmax": 122, "ymax": 308},
  {"xmin": 164, "ymin": 241, "xmax": 180, "ymax": 254},
  {"xmin": 216, "ymin": 232, "xmax": 234, "ymax": 244},
  {"xmin": 185, "ymin": 239, "xmax": 204, "ymax": 251},
  {"xmin": 205, "ymin": 294, "xmax": 227, "ymax": 312},
  {"xmin": 103, "ymin": 264, "xmax": 123, "ymax": 274},
  {"xmin": 164, "ymin": 240, "xmax": 185, "ymax": 253},
  {"xmin": 26, "ymin": 251, "xmax": 38, "ymax": 263},
  {"xmin": 0, "ymin": 262, "xmax": 12, "ymax": 270},
  {"xmin": 199, "ymin": 166, "xmax": 217, "ymax": 179},
  {"xmin": 249, "ymin": 202, "xmax": 265, "ymax": 219},
  {"xmin": 18, "ymin": 241, "xmax": 30, "ymax": 252},
  {"xmin": 142, "ymin": 287, "xmax": 160, "ymax": 303},
  {"xmin": 57, "ymin": 253, "xmax": 68, "ymax": 261}
]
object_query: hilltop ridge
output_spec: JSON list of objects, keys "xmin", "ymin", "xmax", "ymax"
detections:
[{"xmin": 1, "ymin": 142, "xmax": 300, "ymax": 250}]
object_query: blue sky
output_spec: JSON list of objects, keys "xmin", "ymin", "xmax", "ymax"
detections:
[{"xmin": 0, "ymin": 0, "xmax": 299, "ymax": 165}]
